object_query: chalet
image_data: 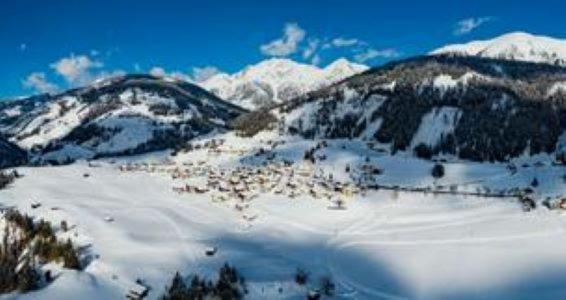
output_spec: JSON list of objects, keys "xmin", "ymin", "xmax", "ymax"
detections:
[
  {"xmin": 205, "ymin": 246, "xmax": 218, "ymax": 256},
  {"xmin": 126, "ymin": 282, "xmax": 149, "ymax": 300},
  {"xmin": 233, "ymin": 184, "xmax": 247, "ymax": 193},
  {"xmin": 218, "ymin": 182, "xmax": 230, "ymax": 192},
  {"xmin": 229, "ymin": 176, "xmax": 240, "ymax": 185},
  {"xmin": 194, "ymin": 186, "xmax": 209, "ymax": 194}
]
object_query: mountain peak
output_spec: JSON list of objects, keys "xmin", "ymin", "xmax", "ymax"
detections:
[
  {"xmin": 497, "ymin": 31, "xmax": 536, "ymax": 39},
  {"xmin": 201, "ymin": 58, "xmax": 367, "ymax": 110},
  {"xmin": 431, "ymin": 32, "xmax": 566, "ymax": 66},
  {"xmin": 323, "ymin": 58, "xmax": 369, "ymax": 79},
  {"xmin": 325, "ymin": 57, "xmax": 366, "ymax": 70}
]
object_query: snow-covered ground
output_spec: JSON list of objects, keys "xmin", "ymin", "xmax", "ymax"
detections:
[{"xmin": 1, "ymin": 133, "xmax": 566, "ymax": 299}]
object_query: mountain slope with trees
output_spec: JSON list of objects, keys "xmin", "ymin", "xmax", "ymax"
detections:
[
  {"xmin": 280, "ymin": 55, "xmax": 566, "ymax": 162},
  {"xmin": 0, "ymin": 75, "xmax": 247, "ymax": 164}
]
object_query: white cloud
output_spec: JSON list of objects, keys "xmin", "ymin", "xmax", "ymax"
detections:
[
  {"xmin": 150, "ymin": 66, "xmax": 192, "ymax": 81},
  {"xmin": 302, "ymin": 39, "xmax": 320, "ymax": 60},
  {"xmin": 354, "ymin": 48, "xmax": 399, "ymax": 63},
  {"xmin": 92, "ymin": 69, "xmax": 126, "ymax": 83},
  {"xmin": 259, "ymin": 22, "xmax": 396, "ymax": 65},
  {"xmin": 22, "ymin": 72, "xmax": 59, "ymax": 94},
  {"xmin": 50, "ymin": 54, "xmax": 103, "ymax": 85},
  {"xmin": 260, "ymin": 23, "xmax": 306, "ymax": 57},
  {"xmin": 454, "ymin": 17, "xmax": 492, "ymax": 35},
  {"xmin": 311, "ymin": 54, "xmax": 321, "ymax": 66},
  {"xmin": 331, "ymin": 38, "xmax": 360, "ymax": 47},
  {"xmin": 192, "ymin": 66, "xmax": 221, "ymax": 82},
  {"xmin": 149, "ymin": 67, "xmax": 167, "ymax": 77}
]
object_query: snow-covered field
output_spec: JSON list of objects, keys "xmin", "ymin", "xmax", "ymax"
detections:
[{"xmin": 1, "ymin": 133, "xmax": 566, "ymax": 299}]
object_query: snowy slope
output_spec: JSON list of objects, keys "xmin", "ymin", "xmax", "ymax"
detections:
[
  {"xmin": 1, "ymin": 133, "xmax": 565, "ymax": 299},
  {"xmin": 0, "ymin": 75, "xmax": 246, "ymax": 163},
  {"xmin": 281, "ymin": 55, "xmax": 566, "ymax": 162},
  {"xmin": 201, "ymin": 58, "xmax": 368, "ymax": 110},
  {"xmin": 431, "ymin": 32, "xmax": 566, "ymax": 66}
]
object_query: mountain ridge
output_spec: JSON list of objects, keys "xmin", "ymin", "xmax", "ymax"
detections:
[
  {"xmin": 431, "ymin": 31, "xmax": 566, "ymax": 66},
  {"xmin": 277, "ymin": 54, "xmax": 566, "ymax": 162},
  {"xmin": 0, "ymin": 74, "xmax": 247, "ymax": 164},
  {"xmin": 201, "ymin": 58, "xmax": 368, "ymax": 110}
]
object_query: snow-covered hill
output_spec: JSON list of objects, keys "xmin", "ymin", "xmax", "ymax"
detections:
[
  {"xmin": 431, "ymin": 32, "xmax": 566, "ymax": 66},
  {"xmin": 0, "ymin": 74, "xmax": 246, "ymax": 163},
  {"xmin": 201, "ymin": 58, "xmax": 368, "ymax": 110},
  {"xmin": 279, "ymin": 55, "xmax": 566, "ymax": 162}
]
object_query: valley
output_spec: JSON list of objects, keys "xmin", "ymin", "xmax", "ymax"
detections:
[
  {"xmin": 0, "ymin": 27, "xmax": 565, "ymax": 299},
  {"xmin": 1, "ymin": 131, "xmax": 565, "ymax": 299}
]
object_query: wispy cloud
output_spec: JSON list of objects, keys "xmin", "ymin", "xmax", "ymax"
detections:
[
  {"xmin": 354, "ymin": 48, "xmax": 400, "ymax": 63},
  {"xmin": 22, "ymin": 72, "xmax": 59, "ymax": 94},
  {"xmin": 454, "ymin": 17, "xmax": 493, "ymax": 35},
  {"xmin": 302, "ymin": 39, "xmax": 320, "ymax": 60},
  {"xmin": 331, "ymin": 38, "xmax": 360, "ymax": 47},
  {"xmin": 262, "ymin": 22, "xmax": 398, "ymax": 65},
  {"xmin": 260, "ymin": 23, "xmax": 306, "ymax": 57}
]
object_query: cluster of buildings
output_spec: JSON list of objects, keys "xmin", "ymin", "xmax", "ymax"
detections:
[{"xmin": 120, "ymin": 158, "xmax": 362, "ymax": 216}]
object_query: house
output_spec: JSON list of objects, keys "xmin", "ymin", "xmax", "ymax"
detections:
[
  {"xmin": 126, "ymin": 283, "xmax": 149, "ymax": 300},
  {"xmin": 194, "ymin": 186, "xmax": 209, "ymax": 194},
  {"xmin": 205, "ymin": 246, "xmax": 218, "ymax": 256}
]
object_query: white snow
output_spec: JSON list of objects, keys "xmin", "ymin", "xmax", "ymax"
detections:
[
  {"xmin": 547, "ymin": 82, "xmax": 566, "ymax": 97},
  {"xmin": 1, "ymin": 133, "xmax": 565, "ymax": 299},
  {"xmin": 411, "ymin": 107, "xmax": 462, "ymax": 149},
  {"xmin": 2, "ymin": 106, "xmax": 22, "ymax": 117},
  {"xmin": 431, "ymin": 32, "xmax": 566, "ymax": 66},
  {"xmin": 201, "ymin": 58, "xmax": 368, "ymax": 110},
  {"xmin": 91, "ymin": 116, "xmax": 157, "ymax": 153},
  {"xmin": 427, "ymin": 72, "xmax": 490, "ymax": 97},
  {"xmin": 432, "ymin": 74, "xmax": 458, "ymax": 95},
  {"xmin": 16, "ymin": 96, "xmax": 85, "ymax": 149}
]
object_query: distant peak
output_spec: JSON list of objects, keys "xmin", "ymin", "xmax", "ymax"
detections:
[
  {"xmin": 430, "ymin": 31, "xmax": 566, "ymax": 66},
  {"xmin": 324, "ymin": 58, "xmax": 368, "ymax": 72},
  {"xmin": 497, "ymin": 31, "xmax": 535, "ymax": 39}
]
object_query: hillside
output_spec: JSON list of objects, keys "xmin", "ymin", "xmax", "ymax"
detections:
[
  {"xmin": 0, "ymin": 135, "xmax": 27, "ymax": 168},
  {"xmin": 0, "ymin": 74, "xmax": 247, "ymax": 163},
  {"xmin": 280, "ymin": 55, "xmax": 566, "ymax": 162}
]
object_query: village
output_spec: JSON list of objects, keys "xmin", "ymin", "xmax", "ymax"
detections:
[
  {"xmin": 117, "ymin": 139, "xmax": 377, "ymax": 225},
  {"xmin": 119, "ymin": 158, "xmax": 360, "ymax": 221},
  {"xmin": 117, "ymin": 137, "xmax": 566, "ymax": 224}
]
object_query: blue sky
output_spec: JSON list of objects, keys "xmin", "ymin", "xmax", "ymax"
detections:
[{"xmin": 1, "ymin": 0, "xmax": 565, "ymax": 98}]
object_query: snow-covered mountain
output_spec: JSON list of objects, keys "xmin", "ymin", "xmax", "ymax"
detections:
[
  {"xmin": 0, "ymin": 74, "xmax": 246, "ymax": 163},
  {"xmin": 431, "ymin": 32, "xmax": 566, "ymax": 66},
  {"xmin": 279, "ymin": 55, "xmax": 566, "ymax": 162},
  {"xmin": 201, "ymin": 58, "xmax": 368, "ymax": 110}
]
